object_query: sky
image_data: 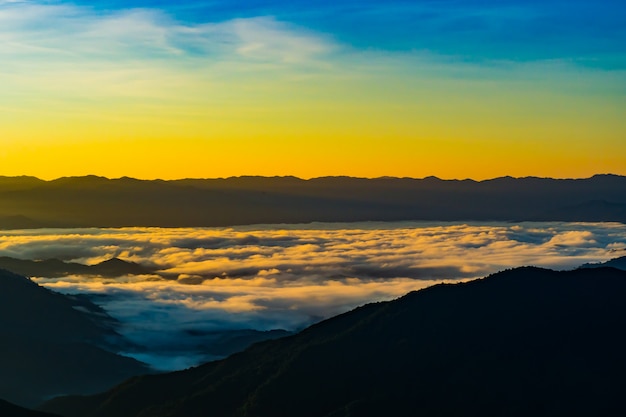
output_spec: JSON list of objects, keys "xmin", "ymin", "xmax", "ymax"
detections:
[
  {"xmin": 0, "ymin": 221, "xmax": 622, "ymax": 369},
  {"xmin": 1, "ymin": 0, "xmax": 625, "ymax": 179}
]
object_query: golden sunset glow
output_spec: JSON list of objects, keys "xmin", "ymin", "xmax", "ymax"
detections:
[{"xmin": 1, "ymin": 2, "xmax": 624, "ymax": 180}]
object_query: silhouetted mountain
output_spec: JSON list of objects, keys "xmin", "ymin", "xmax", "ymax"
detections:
[
  {"xmin": 0, "ymin": 174, "xmax": 624, "ymax": 227},
  {"xmin": 0, "ymin": 215, "xmax": 46, "ymax": 229},
  {"xmin": 0, "ymin": 269, "xmax": 150, "ymax": 407},
  {"xmin": 0, "ymin": 257, "xmax": 153, "ymax": 278},
  {"xmin": 0, "ymin": 176, "xmax": 45, "ymax": 190},
  {"xmin": 579, "ymin": 255, "xmax": 626, "ymax": 271},
  {"xmin": 41, "ymin": 266, "xmax": 626, "ymax": 417},
  {"xmin": 0, "ymin": 399, "xmax": 60, "ymax": 417},
  {"xmin": 91, "ymin": 258, "xmax": 153, "ymax": 276}
]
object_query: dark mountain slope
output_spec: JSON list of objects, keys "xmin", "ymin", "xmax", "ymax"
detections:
[
  {"xmin": 0, "ymin": 399, "xmax": 60, "ymax": 417},
  {"xmin": 0, "ymin": 270, "xmax": 149, "ymax": 407},
  {"xmin": 42, "ymin": 266, "xmax": 626, "ymax": 417},
  {"xmin": 0, "ymin": 174, "xmax": 624, "ymax": 227}
]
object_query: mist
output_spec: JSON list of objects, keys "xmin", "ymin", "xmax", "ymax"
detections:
[{"xmin": 1, "ymin": 221, "xmax": 623, "ymax": 370}]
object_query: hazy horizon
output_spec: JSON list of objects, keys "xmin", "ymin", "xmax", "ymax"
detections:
[{"xmin": 1, "ymin": 172, "xmax": 624, "ymax": 182}]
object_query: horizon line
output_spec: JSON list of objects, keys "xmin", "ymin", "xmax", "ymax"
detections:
[{"xmin": 0, "ymin": 173, "xmax": 623, "ymax": 183}]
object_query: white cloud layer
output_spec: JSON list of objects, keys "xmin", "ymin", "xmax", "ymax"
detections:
[{"xmin": 0, "ymin": 221, "xmax": 623, "ymax": 367}]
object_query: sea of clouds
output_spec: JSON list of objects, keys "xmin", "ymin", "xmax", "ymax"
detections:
[{"xmin": 1, "ymin": 221, "xmax": 625, "ymax": 370}]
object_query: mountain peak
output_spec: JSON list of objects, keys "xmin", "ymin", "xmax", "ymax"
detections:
[{"xmin": 97, "ymin": 257, "xmax": 128, "ymax": 265}]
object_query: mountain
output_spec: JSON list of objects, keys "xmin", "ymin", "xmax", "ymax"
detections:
[
  {"xmin": 0, "ymin": 215, "xmax": 47, "ymax": 229},
  {"xmin": 536, "ymin": 199, "xmax": 626, "ymax": 222},
  {"xmin": 0, "ymin": 174, "xmax": 624, "ymax": 227},
  {"xmin": 0, "ymin": 257, "xmax": 153, "ymax": 278},
  {"xmin": 183, "ymin": 329, "xmax": 292, "ymax": 357},
  {"xmin": 41, "ymin": 266, "xmax": 626, "ymax": 417},
  {"xmin": 579, "ymin": 255, "xmax": 626, "ymax": 271},
  {"xmin": 91, "ymin": 258, "xmax": 152, "ymax": 276},
  {"xmin": 0, "ymin": 399, "xmax": 60, "ymax": 417},
  {"xmin": 0, "ymin": 269, "xmax": 150, "ymax": 407}
]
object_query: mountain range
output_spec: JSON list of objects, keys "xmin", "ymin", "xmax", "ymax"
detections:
[
  {"xmin": 0, "ymin": 174, "xmax": 624, "ymax": 228},
  {"xmin": 40, "ymin": 266, "xmax": 626, "ymax": 417}
]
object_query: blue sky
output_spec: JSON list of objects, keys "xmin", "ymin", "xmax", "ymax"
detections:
[{"xmin": 64, "ymin": 0, "xmax": 626, "ymax": 67}]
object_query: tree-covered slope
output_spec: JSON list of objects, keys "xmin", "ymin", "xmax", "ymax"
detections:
[
  {"xmin": 42, "ymin": 266, "xmax": 626, "ymax": 417},
  {"xmin": 0, "ymin": 269, "xmax": 150, "ymax": 406}
]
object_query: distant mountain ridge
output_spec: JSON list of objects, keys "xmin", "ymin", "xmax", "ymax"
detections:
[
  {"xmin": 579, "ymin": 255, "xmax": 626, "ymax": 271},
  {"xmin": 0, "ymin": 257, "xmax": 153, "ymax": 278},
  {"xmin": 41, "ymin": 266, "xmax": 626, "ymax": 417},
  {"xmin": 0, "ymin": 174, "xmax": 624, "ymax": 227}
]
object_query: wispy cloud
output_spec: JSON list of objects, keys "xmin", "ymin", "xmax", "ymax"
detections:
[
  {"xmin": 0, "ymin": 2, "xmax": 336, "ymax": 105},
  {"xmin": 0, "ymin": 3, "xmax": 333, "ymax": 60},
  {"xmin": 70, "ymin": 0, "xmax": 625, "ymax": 67}
]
